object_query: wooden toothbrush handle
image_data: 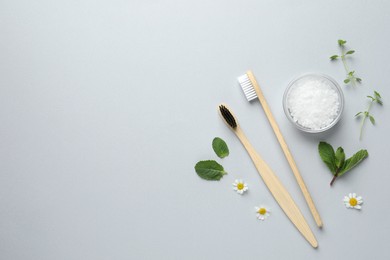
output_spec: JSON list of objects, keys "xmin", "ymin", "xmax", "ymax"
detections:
[
  {"xmin": 246, "ymin": 71, "xmax": 323, "ymax": 228},
  {"xmin": 236, "ymin": 128, "xmax": 318, "ymax": 248}
]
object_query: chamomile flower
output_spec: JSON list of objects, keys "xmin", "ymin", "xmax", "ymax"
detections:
[
  {"xmin": 232, "ymin": 179, "xmax": 248, "ymax": 195},
  {"xmin": 255, "ymin": 206, "xmax": 270, "ymax": 221},
  {"xmin": 343, "ymin": 193, "xmax": 363, "ymax": 210}
]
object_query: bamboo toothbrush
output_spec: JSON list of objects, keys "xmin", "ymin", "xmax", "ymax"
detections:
[
  {"xmin": 218, "ymin": 104, "xmax": 318, "ymax": 248},
  {"xmin": 238, "ymin": 70, "xmax": 323, "ymax": 228}
]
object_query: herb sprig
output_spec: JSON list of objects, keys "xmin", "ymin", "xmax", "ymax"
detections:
[
  {"xmin": 330, "ymin": 39, "xmax": 362, "ymax": 86},
  {"xmin": 318, "ymin": 142, "xmax": 368, "ymax": 186},
  {"xmin": 355, "ymin": 91, "xmax": 383, "ymax": 140}
]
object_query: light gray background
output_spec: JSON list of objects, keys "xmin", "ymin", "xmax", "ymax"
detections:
[{"xmin": 1, "ymin": 0, "xmax": 389, "ymax": 259}]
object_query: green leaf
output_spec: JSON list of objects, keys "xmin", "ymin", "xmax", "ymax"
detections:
[
  {"xmin": 330, "ymin": 55, "xmax": 339, "ymax": 60},
  {"xmin": 348, "ymin": 71, "xmax": 355, "ymax": 76},
  {"xmin": 374, "ymin": 91, "xmax": 383, "ymax": 105},
  {"xmin": 355, "ymin": 112, "xmax": 363, "ymax": 117},
  {"xmin": 346, "ymin": 50, "xmax": 355, "ymax": 55},
  {"xmin": 369, "ymin": 115, "xmax": 375, "ymax": 125},
  {"xmin": 367, "ymin": 95, "xmax": 375, "ymax": 101},
  {"xmin": 194, "ymin": 160, "xmax": 227, "ymax": 181},
  {"xmin": 356, "ymin": 77, "xmax": 362, "ymax": 83},
  {"xmin": 318, "ymin": 142, "xmax": 337, "ymax": 174},
  {"xmin": 338, "ymin": 150, "xmax": 369, "ymax": 177},
  {"xmin": 344, "ymin": 78, "xmax": 350, "ymax": 84},
  {"xmin": 338, "ymin": 39, "xmax": 347, "ymax": 46},
  {"xmin": 212, "ymin": 137, "xmax": 229, "ymax": 158},
  {"xmin": 335, "ymin": 147, "xmax": 346, "ymax": 169}
]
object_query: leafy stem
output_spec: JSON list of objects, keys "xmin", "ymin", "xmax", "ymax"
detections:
[
  {"xmin": 355, "ymin": 91, "xmax": 383, "ymax": 140},
  {"xmin": 318, "ymin": 142, "xmax": 368, "ymax": 186},
  {"xmin": 330, "ymin": 39, "xmax": 361, "ymax": 86}
]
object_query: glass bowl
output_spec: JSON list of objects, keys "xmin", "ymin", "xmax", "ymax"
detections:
[{"xmin": 282, "ymin": 73, "xmax": 344, "ymax": 133}]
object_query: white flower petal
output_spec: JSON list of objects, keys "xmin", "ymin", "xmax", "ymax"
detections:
[
  {"xmin": 354, "ymin": 205, "xmax": 362, "ymax": 210},
  {"xmin": 349, "ymin": 193, "xmax": 352, "ymax": 198},
  {"xmin": 352, "ymin": 193, "xmax": 357, "ymax": 198}
]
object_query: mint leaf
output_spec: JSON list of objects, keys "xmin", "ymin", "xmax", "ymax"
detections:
[
  {"xmin": 335, "ymin": 147, "xmax": 345, "ymax": 169},
  {"xmin": 338, "ymin": 150, "xmax": 368, "ymax": 177},
  {"xmin": 212, "ymin": 137, "xmax": 229, "ymax": 158},
  {"xmin": 344, "ymin": 78, "xmax": 350, "ymax": 84},
  {"xmin": 346, "ymin": 50, "xmax": 355, "ymax": 55},
  {"xmin": 195, "ymin": 160, "xmax": 227, "ymax": 181},
  {"xmin": 318, "ymin": 142, "xmax": 336, "ymax": 174}
]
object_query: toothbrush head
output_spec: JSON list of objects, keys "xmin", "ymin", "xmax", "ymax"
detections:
[
  {"xmin": 238, "ymin": 71, "xmax": 258, "ymax": 102},
  {"xmin": 218, "ymin": 104, "xmax": 237, "ymax": 129}
]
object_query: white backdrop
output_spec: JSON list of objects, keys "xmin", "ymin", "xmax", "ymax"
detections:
[{"xmin": 1, "ymin": 0, "xmax": 390, "ymax": 259}]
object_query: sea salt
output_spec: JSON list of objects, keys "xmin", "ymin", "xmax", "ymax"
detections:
[{"xmin": 287, "ymin": 76, "xmax": 340, "ymax": 130}]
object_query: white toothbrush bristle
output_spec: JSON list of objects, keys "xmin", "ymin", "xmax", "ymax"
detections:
[{"xmin": 238, "ymin": 74, "xmax": 258, "ymax": 101}]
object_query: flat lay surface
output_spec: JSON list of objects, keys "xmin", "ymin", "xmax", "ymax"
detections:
[{"xmin": 1, "ymin": 0, "xmax": 390, "ymax": 259}]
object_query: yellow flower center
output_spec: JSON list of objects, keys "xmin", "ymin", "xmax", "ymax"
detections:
[
  {"xmin": 237, "ymin": 183, "xmax": 244, "ymax": 190},
  {"xmin": 349, "ymin": 198, "xmax": 358, "ymax": 206},
  {"xmin": 258, "ymin": 208, "xmax": 267, "ymax": 215}
]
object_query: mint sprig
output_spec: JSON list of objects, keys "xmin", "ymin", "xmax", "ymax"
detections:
[
  {"xmin": 330, "ymin": 39, "xmax": 362, "ymax": 86},
  {"xmin": 318, "ymin": 142, "xmax": 368, "ymax": 186},
  {"xmin": 212, "ymin": 137, "xmax": 229, "ymax": 158},
  {"xmin": 355, "ymin": 91, "xmax": 383, "ymax": 140},
  {"xmin": 195, "ymin": 160, "xmax": 227, "ymax": 181}
]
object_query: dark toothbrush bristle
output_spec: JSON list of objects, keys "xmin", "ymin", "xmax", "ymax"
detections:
[{"xmin": 219, "ymin": 105, "xmax": 237, "ymax": 128}]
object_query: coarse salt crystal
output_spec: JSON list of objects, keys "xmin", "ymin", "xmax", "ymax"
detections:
[{"xmin": 287, "ymin": 76, "xmax": 340, "ymax": 130}]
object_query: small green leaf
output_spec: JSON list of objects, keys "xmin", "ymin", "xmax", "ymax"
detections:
[
  {"xmin": 356, "ymin": 77, "xmax": 362, "ymax": 83},
  {"xmin": 195, "ymin": 160, "xmax": 227, "ymax": 181},
  {"xmin": 318, "ymin": 142, "xmax": 337, "ymax": 174},
  {"xmin": 367, "ymin": 95, "xmax": 375, "ymax": 101},
  {"xmin": 348, "ymin": 71, "xmax": 355, "ymax": 76},
  {"xmin": 344, "ymin": 78, "xmax": 350, "ymax": 84},
  {"xmin": 374, "ymin": 91, "xmax": 383, "ymax": 105},
  {"xmin": 355, "ymin": 112, "xmax": 363, "ymax": 117},
  {"xmin": 330, "ymin": 55, "xmax": 339, "ymax": 60},
  {"xmin": 346, "ymin": 50, "xmax": 355, "ymax": 55},
  {"xmin": 338, "ymin": 39, "xmax": 347, "ymax": 46},
  {"xmin": 338, "ymin": 150, "xmax": 368, "ymax": 177},
  {"xmin": 369, "ymin": 115, "xmax": 375, "ymax": 125},
  {"xmin": 335, "ymin": 147, "xmax": 346, "ymax": 169},
  {"xmin": 212, "ymin": 137, "xmax": 229, "ymax": 158}
]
